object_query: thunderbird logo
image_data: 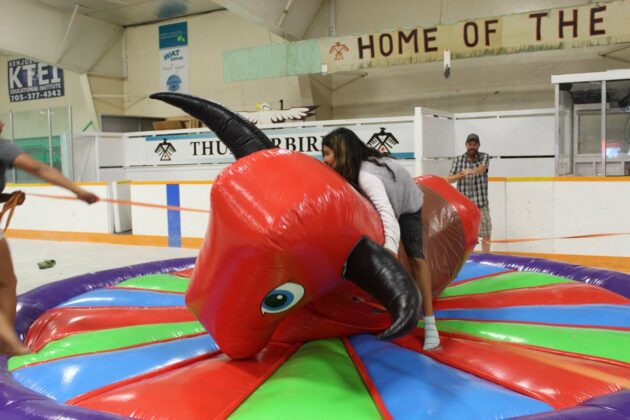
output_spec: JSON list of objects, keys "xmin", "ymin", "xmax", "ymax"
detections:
[
  {"xmin": 367, "ymin": 128, "xmax": 399, "ymax": 154},
  {"xmin": 155, "ymin": 139, "xmax": 176, "ymax": 161},
  {"xmin": 329, "ymin": 41, "xmax": 349, "ymax": 60}
]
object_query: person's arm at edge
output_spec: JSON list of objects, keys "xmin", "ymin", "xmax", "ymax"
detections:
[
  {"xmin": 466, "ymin": 164, "xmax": 487, "ymax": 176},
  {"xmin": 445, "ymin": 173, "xmax": 464, "ymax": 183},
  {"xmin": 445, "ymin": 157, "xmax": 464, "ymax": 183},
  {"xmin": 13, "ymin": 153, "xmax": 99, "ymax": 203},
  {"xmin": 465, "ymin": 153, "xmax": 490, "ymax": 176}
]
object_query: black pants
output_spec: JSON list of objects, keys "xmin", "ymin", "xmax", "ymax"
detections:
[{"xmin": 399, "ymin": 207, "xmax": 424, "ymax": 259}]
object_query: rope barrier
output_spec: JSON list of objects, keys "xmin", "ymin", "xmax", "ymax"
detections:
[
  {"xmin": 486, "ymin": 232, "xmax": 630, "ymax": 244},
  {"xmin": 25, "ymin": 192, "xmax": 210, "ymax": 214},
  {"xmin": 6, "ymin": 192, "xmax": 629, "ymax": 245}
]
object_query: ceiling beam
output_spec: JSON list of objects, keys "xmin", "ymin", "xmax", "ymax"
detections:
[
  {"xmin": 0, "ymin": 0, "xmax": 124, "ymax": 77},
  {"xmin": 212, "ymin": 0, "xmax": 326, "ymax": 40}
]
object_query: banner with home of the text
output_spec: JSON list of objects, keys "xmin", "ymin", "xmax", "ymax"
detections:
[{"xmin": 320, "ymin": 0, "xmax": 630, "ymax": 73}]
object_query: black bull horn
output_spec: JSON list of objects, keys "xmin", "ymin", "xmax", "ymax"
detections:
[
  {"xmin": 344, "ymin": 236, "xmax": 422, "ymax": 339},
  {"xmin": 150, "ymin": 92, "xmax": 422, "ymax": 340},
  {"xmin": 150, "ymin": 92, "xmax": 275, "ymax": 159}
]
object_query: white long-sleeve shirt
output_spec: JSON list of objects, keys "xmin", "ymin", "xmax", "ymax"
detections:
[
  {"xmin": 358, "ymin": 158, "xmax": 423, "ymax": 254},
  {"xmin": 358, "ymin": 170, "xmax": 400, "ymax": 254}
]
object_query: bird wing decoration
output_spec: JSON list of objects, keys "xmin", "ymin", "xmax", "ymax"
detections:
[
  {"xmin": 238, "ymin": 106, "xmax": 318, "ymax": 125},
  {"xmin": 329, "ymin": 43, "xmax": 349, "ymax": 54}
]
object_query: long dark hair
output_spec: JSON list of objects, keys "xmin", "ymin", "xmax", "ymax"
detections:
[{"xmin": 322, "ymin": 127, "xmax": 396, "ymax": 186}]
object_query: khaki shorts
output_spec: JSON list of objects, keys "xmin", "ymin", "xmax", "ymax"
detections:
[{"xmin": 479, "ymin": 205, "xmax": 492, "ymax": 238}]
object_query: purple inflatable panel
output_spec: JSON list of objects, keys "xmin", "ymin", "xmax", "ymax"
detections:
[
  {"xmin": 469, "ymin": 253, "xmax": 630, "ymax": 299},
  {"xmin": 519, "ymin": 390, "xmax": 630, "ymax": 419},
  {"xmin": 15, "ymin": 257, "xmax": 196, "ymax": 339}
]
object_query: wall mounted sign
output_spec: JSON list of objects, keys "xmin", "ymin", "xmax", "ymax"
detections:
[
  {"xmin": 159, "ymin": 22, "xmax": 189, "ymax": 93},
  {"xmin": 126, "ymin": 122, "xmax": 414, "ymax": 166},
  {"xmin": 8, "ymin": 58, "xmax": 64, "ymax": 102}
]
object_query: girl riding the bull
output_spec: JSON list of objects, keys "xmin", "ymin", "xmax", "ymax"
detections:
[{"xmin": 322, "ymin": 128, "xmax": 440, "ymax": 350}]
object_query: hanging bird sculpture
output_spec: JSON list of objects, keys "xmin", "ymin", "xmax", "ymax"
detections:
[{"xmin": 238, "ymin": 102, "xmax": 318, "ymax": 125}]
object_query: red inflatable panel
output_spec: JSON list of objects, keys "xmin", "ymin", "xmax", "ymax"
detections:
[
  {"xmin": 172, "ymin": 268, "xmax": 194, "ymax": 278},
  {"xmin": 396, "ymin": 331, "xmax": 630, "ymax": 408},
  {"xmin": 72, "ymin": 343, "xmax": 300, "ymax": 419},
  {"xmin": 25, "ymin": 307, "xmax": 196, "ymax": 352}
]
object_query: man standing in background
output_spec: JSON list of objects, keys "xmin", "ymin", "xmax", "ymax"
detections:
[
  {"xmin": 0, "ymin": 119, "xmax": 99, "ymax": 355},
  {"xmin": 446, "ymin": 133, "xmax": 492, "ymax": 253}
]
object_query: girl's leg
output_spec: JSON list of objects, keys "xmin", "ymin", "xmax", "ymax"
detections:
[
  {"xmin": 409, "ymin": 257, "xmax": 440, "ymax": 350},
  {"xmin": 409, "ymin": 257, "xmax": 432, "ymax": 316},
  {"xmin": 399, "ymin": 209, "xmax": 440, "ymax": 350},
  {"xmin": 0, "ymin": 238, "xmax": 29, "ymax": 355}
]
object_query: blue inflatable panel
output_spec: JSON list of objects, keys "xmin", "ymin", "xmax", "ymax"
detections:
[
  {"xmin": 12, "ymin": 335, "xmax": 217, "ymax": 402},
  {"xmin": 435, "ymin": 304, "xmax": 630, "ymax": 328},
  {"xmin": 452, "ymin": 262, "xmax": 510, "ymax": 284},
  {"xmin": 348, "ymin": 334, "xmax": 552, "ymax": 419},
  {"xmin": 56, "ymin": 289, "xmax": 185, "ymax": 308}
]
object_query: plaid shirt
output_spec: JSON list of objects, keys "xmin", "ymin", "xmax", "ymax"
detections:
[{"xmin": 449, "ymin": 152, "xmax": 490, "ymax": 208}]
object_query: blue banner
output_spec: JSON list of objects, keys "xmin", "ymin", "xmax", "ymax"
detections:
[
  {"xmin": 159, "ymin": 22, "xmax": 188, "ymax": 49},
  {"xmin": 7, "ymin": 58, "xmax": 64, "ymax": 103}
]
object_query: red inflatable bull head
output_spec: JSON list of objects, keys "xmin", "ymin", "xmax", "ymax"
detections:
[{"xmin": 151, "ymin": 93, "xmax": 423, "ymax": 359}]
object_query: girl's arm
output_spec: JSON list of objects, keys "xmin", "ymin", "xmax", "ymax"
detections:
[{"xmin": 358, "ymin": 171, "xmax": 400, "ymax": 255}]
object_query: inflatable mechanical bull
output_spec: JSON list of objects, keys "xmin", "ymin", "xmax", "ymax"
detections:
[{"xmin": 151, "ymin": 93, "xmax": 479, "ymax": 359}]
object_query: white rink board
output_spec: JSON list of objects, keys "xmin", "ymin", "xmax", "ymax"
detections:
[
  {"xmin": 504, "ymin": 181, "xmax": 555, "ymax": 254},
  {"xmin": 179, "ymin": 184, "xmax": 212, "ymax": 238},
  {"xmin": 487, "ymin": 178, "xmax": 630, "ymax": 257},
  {"xmin": 553, "ymin": 181, "xmax": 630, "ymax": 256},
  {"xmin": 129, "ymin": 184, "xmax": 169, "ymax": 236},
  {"xmin": 4, "ymin": 184, "xmax": 109, "ymax": 233}
]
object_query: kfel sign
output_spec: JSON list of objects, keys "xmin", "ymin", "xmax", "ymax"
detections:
[{"xmin": 8, "ymin": 58, "xmax": 64, "ymax": 103}]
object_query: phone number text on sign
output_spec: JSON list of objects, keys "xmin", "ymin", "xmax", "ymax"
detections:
[{"xmin": 10, "ymin": 89, "xmax": 63, "ymax": 102}]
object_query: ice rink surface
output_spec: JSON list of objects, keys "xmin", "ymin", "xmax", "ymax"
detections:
[{"xmin": 8, "ymin": 239, "xmax": 198, "ymax": 294}]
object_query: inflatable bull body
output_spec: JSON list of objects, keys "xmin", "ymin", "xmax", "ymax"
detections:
[{"xmin": 151, "ymin": 93, "xmax": 479, "ymax": 359}]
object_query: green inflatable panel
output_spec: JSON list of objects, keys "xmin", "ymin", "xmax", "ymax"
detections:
[
  {"xmin": 440, "ymin": 272, "xmax": 573, "ymax": 298},
  {"xmin": 434, "ymin": 319, "xmax": 630, "ymax": 363},
  {"xmin": 115, "ymin": 274, "xmax": 190, "ymax": 293},
  {"xmin": 231, "ymin": 339, "xmax": 381, "ymax": 419},
  {"xmin": 9, "ymin": 321, "xmax": 204, "ymax": 370}
]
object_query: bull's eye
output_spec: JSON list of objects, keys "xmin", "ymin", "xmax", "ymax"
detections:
[{"xmin": 261, "ymin": 282, "xmax": 305, "ymax": 315}]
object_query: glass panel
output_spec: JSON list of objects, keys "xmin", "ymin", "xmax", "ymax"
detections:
[
  {"xmin": 51, "ymin": 106, "xmax": 73, "ymax": 179},
  {"xmin": 570, "ymin": 79, "xmax": 630, "ymax": 176},
  {"xmin": 577, "ymin": 111, "xmax": 601, "ymax": 154},
  {"xmin": 12, "ymin": 109, "xmax": 53, "ymax": 184},
  {"xmin": 572, "ymin": 80, "xmax": 603, "ymax": 158},
  {"xmin": 606, "ymin": 80, "xmax": 630, "ymax": 163},
  {"xmin": 556, "ymin": 89, "xmax": 573, "ymax": 175},
  {"xmin": 605, "ymin": 111, "xmax": 630, "ymax": 159}
]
